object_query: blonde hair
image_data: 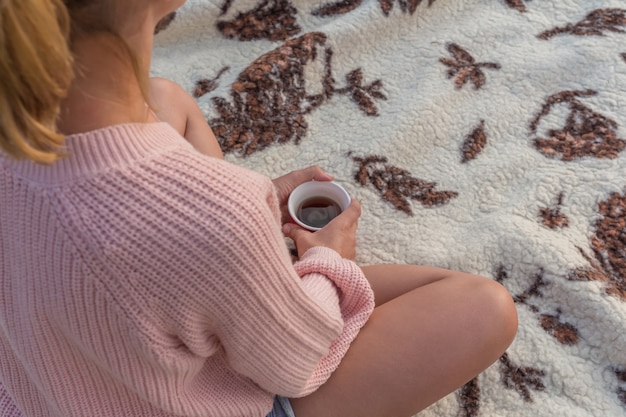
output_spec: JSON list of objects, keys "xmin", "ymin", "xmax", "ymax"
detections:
[
  {"xmin": 0, "ymin": 0, "xmax": 151, "ymax": 164},
  {"xmin": 0, "ymin": 0, "xmax": 73, "ymax": 164}
]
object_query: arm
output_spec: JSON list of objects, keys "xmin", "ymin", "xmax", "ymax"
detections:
[
  {"xmin": 117, "ymin": 159, "xmax": 374, "ymax": 397},
  {"xmin": 203, "ymin": 170, "xmax": 374, "ymax": 396}
]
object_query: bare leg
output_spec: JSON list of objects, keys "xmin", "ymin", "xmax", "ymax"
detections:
[
  {"xmin": 290, "ymin": 265, "xmax": 518, "ymax": 417},
  {"xmin": 362, "ymin": 264, "xmax": 464, "ymax": 306}
]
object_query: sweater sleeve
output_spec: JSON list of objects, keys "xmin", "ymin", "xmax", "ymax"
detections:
[{"xmin": 196, "ymin": 172, "xmax": 375, "ymax": 397}]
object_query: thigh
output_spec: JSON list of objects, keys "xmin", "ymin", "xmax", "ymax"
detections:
[
  {"xmin": 290, "ymin": 272, "xmax": 517, "ymax": 417},
  {"xmin": 361, "ymin": 263, "xmax": 460, "ymax": 306}
]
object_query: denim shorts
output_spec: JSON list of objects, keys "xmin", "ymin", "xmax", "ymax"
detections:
[{"xmin": 266, "ymin": 396, "xmax": 296, "ymax": 417}]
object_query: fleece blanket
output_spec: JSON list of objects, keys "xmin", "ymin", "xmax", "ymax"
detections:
[{"xmin": 151, "ymin": 0, "xmax": 626, "ymax": 415}]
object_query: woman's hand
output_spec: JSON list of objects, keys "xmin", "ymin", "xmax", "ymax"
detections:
[
  {"xmin": 282, "ymin": 199, "xmax": 361, "ymax": 260},
  {"xmin": 272, "ymin": 166, "xmax": 335, "ymax": 224}
]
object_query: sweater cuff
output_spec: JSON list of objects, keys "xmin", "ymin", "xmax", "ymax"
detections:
[
  {"xmin": 294, "ymin": 246, "xmax": 375, "ymax": 319},
  {"xmin": 292, "ymin": 246, "xmax": 375, "ymax": 395}
]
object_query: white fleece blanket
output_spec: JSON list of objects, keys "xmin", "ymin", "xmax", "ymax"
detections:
[{"xmin": 152, "ymin": 0, "xmax": 626, "ymax": 415}]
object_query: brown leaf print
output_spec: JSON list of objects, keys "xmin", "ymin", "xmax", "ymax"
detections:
[
  {"xmin": 538, "ymin": 8, "xmax": 626, "ymax": 40},
  {"xmin": 155, "ymin": 11, "xmax": 176, "ymax": 34},
  {"xmin": 615, "ymin": 367, "xmax": 626, "ymax": 406},
  {"xmin": 209, "ymin": 33, "xmax": 324, "ymax": 155},
  {"xmin": 440, "ymin": 43, "xmax": 501, "ymax": 90},
  {"xmin": 597, "ymin": 199, "xmax": 626, "ymax": 278},
  {"xmin": 351, "ymin": 154, "xmax": 458, "ymax": 215},
  {"xmin": 379, "ymin": 0, "xmax": 436, "ymax": 16},
  {"xmin": 193, "ymin": 67, "xmax": 230, "ymax": 98},
  {"xmin": 313, "ymin": 0, "xmax": 435, "ymax": 17},
  {"xmin": 457, "ymin": 378, "xmax": 480, "ymax": 417},
  {"xmin": 571, "ymin": 192, "xmax": 626, "ymax": 300},
  {"xmin": 208, "ymin": 33, "xmax": 386, "ymax": 156},
  {"xmin": 217, "ymin": 0, "xmax": 300, "ymax": 42},
  {"xmin": 312, "ymin": 0, "xmax": 362, "ymax": 17},
  {"xmin": 504, "ymin": 0, "xmax": 529, "ymax": 13},
  {"xmin": 539, "ymin": 311, "xmax": 579, "ymax": 346},
  {"xmin": 539, "ymin": 192, "xmax": 569, "ymax": 229},
  {"xmin": 530, "ymin": 90, "xmax": 626, "ymax": 161},
  {"xmin": 461, "ymin": 120, "xmax": 487, "ymax": 163},
  {"xmin": 499, "ymin": 353, "xmax": 546, "ymax": 402}
]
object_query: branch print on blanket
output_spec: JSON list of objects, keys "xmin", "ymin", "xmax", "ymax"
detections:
[
  {"xmin": 457, "ymin": 378, "xmax": 481, "ymax": 417},
  {"xmin": 457, "ymin": 353, "xmax": 547, "ymax": 415},
  {"xmin": 440, "ymin": 43, "xmax": 501, "ymax": 90},
  {"xmin": 530, "ymin": 90, "xmax": 626, "ymax": 161},
  {"xmin": 206, "ymin": 33, "xmax": 386, "ymax": 156},
  {"xmin": 538, "ymin": 8, "xmax": 626, "ymax": 39},
  {"xmin": 350, "ymin": 154, "xmax": 457, "ymax": 215},
  {"xmin": 499, "ymin": 353, "xmax": 546, "ymax": 402},
  {"xmin": 497, "ymin": 266, "xmax": 580, "ymax": 346}
]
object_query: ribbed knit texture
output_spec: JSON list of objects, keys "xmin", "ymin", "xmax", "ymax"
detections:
[{"xmin": 0, "ymin": 123, "xmax": 374, "ymax": 417}]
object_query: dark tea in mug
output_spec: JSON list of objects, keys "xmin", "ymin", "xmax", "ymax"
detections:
[{"xmin": 296, "ymin": 196, "xmax": 342, "ymax": 229}]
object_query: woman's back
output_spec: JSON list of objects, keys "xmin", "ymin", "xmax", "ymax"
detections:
[
  {"xmin": 0, "ymin": 122, "xmax": 373, "ymax": 416},
  {"xmin": 0, "ymin": 123, "xmax": 269, "ymax": 416}
]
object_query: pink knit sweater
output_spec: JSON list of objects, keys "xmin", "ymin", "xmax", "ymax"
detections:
[{"xmin": 0, "ymin": 123, "xmax": 374, "ymax": 417}]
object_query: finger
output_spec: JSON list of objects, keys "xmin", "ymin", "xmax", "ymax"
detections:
[
  {"xmin": 282, "ymin": 222, "xmax": 310, "ymax": 240},
  {"xmin": 325, "ymin": 199, "xmax": 361, "ymax": 230},
  {"xmin": 342, "ymin": 199, "xmax": 362, "ymax": 220},
  {"xmin": 294, "ymin": 166, "xmax": 334, "ymax": 184},
  {"xmin": 272, "ymin": 166, "xmax": 334, "ymax": 203},
  {"xmin": 308, "ymin": 166, "xmax": 335, "ymax": 182}
]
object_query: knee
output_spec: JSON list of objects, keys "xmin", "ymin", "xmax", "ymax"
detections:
[
  {"xmin": 440, "ymin": 272, "xmax": 518, "ymax": 352},
  {"xmin": 477, "ymin": 278, "xmax": 518, "ymax": 348}
]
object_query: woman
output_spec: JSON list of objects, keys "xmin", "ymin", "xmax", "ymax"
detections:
[{"xmin": 0, "ymin": 1, "xmax": 517, "ymax": 416}]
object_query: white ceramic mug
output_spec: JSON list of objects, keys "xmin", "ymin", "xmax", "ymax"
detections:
[{"xmin": 287, "ymin": 181, "xmax": 351, "ymax": 231}]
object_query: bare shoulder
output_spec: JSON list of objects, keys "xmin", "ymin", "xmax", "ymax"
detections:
[
  {"xmin": 149, "ymin": 77, "xmax": 224, "ymax": 159},
  {"xmin": 149, "ymin": 78, "xmax": 196, "ymax": 115},
  {"xmin": 149, "ymin": 77, "xmax": 202, "ymax": 135},
  {"xmin": 150, "ymin": 77, "xmax": 189, "ymax": 99}
]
